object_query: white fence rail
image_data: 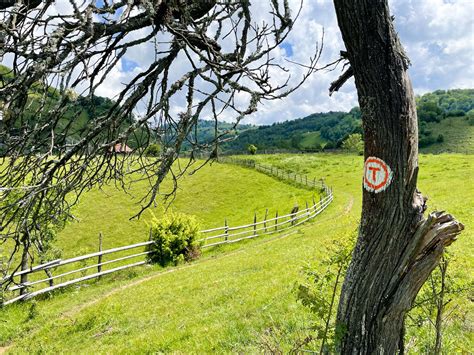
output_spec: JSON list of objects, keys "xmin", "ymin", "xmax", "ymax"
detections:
[{"xmin": 1, "ymin": 158, "xmax": 333, "ymax": 306}]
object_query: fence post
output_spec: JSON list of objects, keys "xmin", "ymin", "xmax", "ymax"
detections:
[
  {"xmin": 253, "ymin": 212, "xmax": 257, "ymax": 236},
  {"xmin": 306, "ymin": 201, "xmax": 309, "ymax": 213},
  {"xmin": 305, "ymin": 175, "xmax": 308, "ymax": 185},
  {"xmin": 98, "ymin": 232, "xmax": 103, "ymax": 278},
  {"xmin": 275, "ymin": 211, "xmax": 279, "ymax": 231},
  {"xmin": 224, "ymin": 219, "xmax": 229, "ymax": 241},
  {"xmin": 264, "ymin": 209, "xmax": 268, "ymax": 232},
  {"xmin": 291, "ymin": 205, "xmax": 299, "ymax": 225},
  {"xmin": 313, "ymin": 177, "xmax": 316, "ymax": 187}
]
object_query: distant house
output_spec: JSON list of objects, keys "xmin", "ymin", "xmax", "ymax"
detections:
[{"xmin": 109, "ymin": 143, "xmax": 133, "ymax": 154}]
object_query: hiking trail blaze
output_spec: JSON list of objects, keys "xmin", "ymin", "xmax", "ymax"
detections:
[{"xmin": 363, "ymin": 157, "xmax": 393, "ymax": 193}]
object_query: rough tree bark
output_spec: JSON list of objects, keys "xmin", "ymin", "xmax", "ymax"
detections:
[{"xmin": 332, "ymin": 1, "xmax": 464, "ymax": 353}]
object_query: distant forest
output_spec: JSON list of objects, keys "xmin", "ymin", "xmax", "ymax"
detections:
[{"xmin": 222, "ymin": 89, "xmax": 474, "ymax": 152}]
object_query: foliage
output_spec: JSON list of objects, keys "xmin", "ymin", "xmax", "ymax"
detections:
[
  {"xmin": 181, "ymin": 120, "xmax": 254, "ymax": 150},
  {"xmin": 144, "ymin": 143, "xmax": 161, "ymax": 157},
  {"xmin": 466, "ymin": 109, "xmax": 474, "ymax": 120},
  {"xmin": 224, "ymin": 89, "xmax": 473, "ymax": 153},
  {"xmin": 247, "ymin": 144, "xmax": 258, "ymax": 155},
  {"xmin": 295, "ymin": 229, "xmax": 356, "ymax": 353},
  {"xmin": 416, "ymin": 89, "xmax": 474, "ymax": 124},
  {"xmin": 223, "ymin": 109, "xmax": 362, "ymax": 152},
  {"xmin": 420, "ymin": 116, "xmax": 474, "ymax": 154},
  {"xmin": 406, "ymin": 254, "xmax": 472, "ymax": 354},
  {"xmin": 342, "ymin": 133, "xmax": 364, "ymax": 154},
  {"xmin": 147, "ymin": 212, "xmax": 202, "ymax": 266}
]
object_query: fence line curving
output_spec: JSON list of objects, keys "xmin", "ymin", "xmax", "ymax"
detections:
[{"xmin": 1, "ymin": 158, "xmax": 333, "ymax": 306}]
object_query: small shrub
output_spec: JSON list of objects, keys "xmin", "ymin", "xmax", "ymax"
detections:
[
  {"xmin": 147, "ymin": 212, "xmax": 202, "ymax": 266},
  {"xmin": 436, "ymin": 134, "xmax": 444, "ymax": 143},
  {"xmin": 144, "ymin": 143, "xmax": 161, "ymax": 157},
  {"xmin": 247, "ymin": 144, "xmax": 257, "ymax": 155},
  {"xmin": 465, "ymin": 109, "xmax": 474, "ymax": 121}
]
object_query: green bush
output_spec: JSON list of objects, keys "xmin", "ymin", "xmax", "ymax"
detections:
[
  {"xmin": 144, "ymin": 143, "xmax": 161, "ymax": 157},
  {"xmin": 469, "ymin": 117, "xmax": 474, "ymax": 126},
  {"xmin": 419, "ymin": 135, "xmax": 436, "ymax": 147},
  {"xmin": 247, "ymin": 144, "xmax": 257, "ymax": 155},
  {"xmin": 436, "ymin": 134, "xmax": 444, "ymax": 143},
  {"xmin": 147, "ymin": 212, "xmax": 202, "ymax": 266}
]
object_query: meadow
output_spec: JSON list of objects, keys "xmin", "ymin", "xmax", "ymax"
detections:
[
  {"xmin": 0, "ymin": 153, "xmax": 472, "ymax": 353},
  {"xmin": 54, "ymin": 161, "xmax": 319, "ymax": 257},
  {"xmin": 421, "ymin": 116, "xmax": 474, "ymax": 154}
]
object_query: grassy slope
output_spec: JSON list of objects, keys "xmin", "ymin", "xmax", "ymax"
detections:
[
  {"xmin": 420, "ymin": 116, "xmax": 474, "ymax": 154},
  {"xmin": 1, "ymin": 154, "xmax": 472, "ymax": 353},
  {"xmin": 299, "ymin": 131, "xmax": 327, "ymax": 149},
  {"xmin": 56, "ymin": 162, "xmax": 318, "ymax": 257}
]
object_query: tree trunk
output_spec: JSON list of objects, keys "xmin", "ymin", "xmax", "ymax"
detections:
[
  {"xmin": 332, "ymin": 1, "xmax": 464, "ymax": 353},
  {"xmin": 20, "ymin": 240, "xmax": 29, "ymax": 296}
]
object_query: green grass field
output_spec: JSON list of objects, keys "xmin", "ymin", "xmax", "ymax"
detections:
[
  {"xmin": 55, "ymin": 161, "xmax": 319, "ymax": 257},
  {"xmin": 299, "ymin": 131, "xmax": 327, "ymax": 150},
  {"xmin": 0, "ymin": 153, "xmax": 472, "ymax": 353}
]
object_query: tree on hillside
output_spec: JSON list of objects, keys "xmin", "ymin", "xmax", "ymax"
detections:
[
  {"xmin": 330, "ymin": 1, "xmax": 463, "ymax": 352},
  {"xmin": 0, "ymin": 2, "xmax": 320, "ymax": 285},
  {"xmin": 247, "ymin": 144, "xmax": 258, "ymax": 155},
  {"xmin": 341, "ymin": 133, "xmax": 363, "ymax": 154}
]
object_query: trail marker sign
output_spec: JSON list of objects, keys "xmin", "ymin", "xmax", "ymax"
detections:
[{"xmin": 363, "ymin": 157, "xmax": 393, "ymax": 193}]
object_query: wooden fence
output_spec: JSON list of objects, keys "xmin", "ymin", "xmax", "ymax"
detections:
[
  {"xmin": 198, "ymin": 157, "xmax": 333, "ymax": 247},
  {"xmin": 1, "ymin": 159, "xmax": 333, "ymax": 306}
]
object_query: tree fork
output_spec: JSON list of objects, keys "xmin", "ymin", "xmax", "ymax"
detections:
[{"xmin": 332, "ymin": 0, "xmax": 464, "ymax": 353}]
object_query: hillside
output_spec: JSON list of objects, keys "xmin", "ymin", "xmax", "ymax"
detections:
[
  {"xmin": 54, "ymin": 161, "xmax": 318, "ymax": 256},
  {"xmin": 421, "ymin": 116, "xmax": 474, "ymax": 154},
  {"xmin": 224, "ymin": 89, "xmax": 474, "ymax": 153},
  {"xmin": 224, "ymin": 108, "xmax": 361, "ymax": 152},
  {"xmin": 1, "ymin": 153, "xmax": 472, "ymax": 353},
  {"xmin": 181, "ymin": 119, "xmax": 254, "ymax": 150}
]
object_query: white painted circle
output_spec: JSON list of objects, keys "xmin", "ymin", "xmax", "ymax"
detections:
[{"xmin": 363, "ymin": 157, "xmax": 393, "ymax": 193}]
